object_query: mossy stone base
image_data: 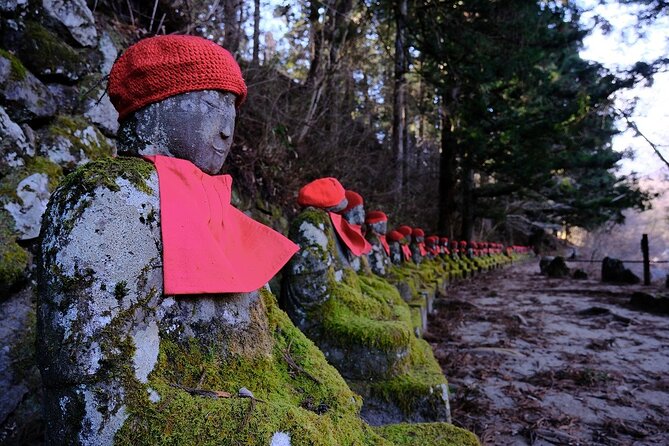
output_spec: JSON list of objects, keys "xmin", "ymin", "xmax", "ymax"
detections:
[{"xmin": 375, "ymin": 422, "xmax": 480, "ymax": 446}]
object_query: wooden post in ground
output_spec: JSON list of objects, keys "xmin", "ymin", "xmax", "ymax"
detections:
[{"xmin": 641, "ymin": 234, "xmax": 650, "ymax": 286}]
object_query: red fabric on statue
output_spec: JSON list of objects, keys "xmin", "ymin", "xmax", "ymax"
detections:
[
  {"xmin": 401, "ymin": 244, "xmax": 412, "ymax": 261},
  {"xmin": 418, "ymin": 242, "xmax": 427, "ymax": 257},
  {"xmin": 378, "ymin": 234, "xmax": 390, "ymax": 256},
  {"xmin": 145, "ymin": 155, "xmax": 299, "ymax": 295},
  {"xmin": 328, "ymin": 212, "xmax": 372, "ymax": 256}
]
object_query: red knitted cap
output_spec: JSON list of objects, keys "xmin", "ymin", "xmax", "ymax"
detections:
[
  {"xmin": 459, "ymin": 240, "xmax": 467, "ymax": 247},
  {"xmin": 365, "ymin": 210, "xmax": 388, "ymax": 224},
  {"xmin": 412, "ymin": 228, "xmax": 425, "ymax": 237},
  {"xmin": 426, "ymin": 236, "xmax": 439, "ymax": 244},
  {"xmin": 109, "ymin": 35, "xmax": 247, "ymax": 121},
  {"xmin": 397, "ymin": 225, "xmax": 412, "ymax": 237},
  {"xmin": 440, "ymin": 237, "xmax": 449, "ymax": 244},
  {"xmin": 387, "ymin": 230, "xmax": 404, "ymax": 242},
  {"xmin": 342, "ymin": 190, "xmax": 363, "ymax": 213},
  {"xmin": 297, "ymin": 177, "xmax": 346, "ymax": 208}
]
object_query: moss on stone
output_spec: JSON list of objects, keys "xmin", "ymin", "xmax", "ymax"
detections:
[
  {"xmin": 57, "ymin": 156, "xmax": 154, "ymax": 198},
  {"xmin": 320, "ymin": 271, "xmax": 412, "ymax": 353},
  {"xmin": 0, "ymin": 156, "xmax": 63, "ymax": 203},
  {"xmin": 0, "ymin": 48, "xmax": 28, "ymax": 81},
  {"xmin": 114, "ymin": 288, "xmax": 391, "ymax": 446},
  {"xmin": 46, "ymin": 115, "xmax": 114, "ymax": 162},
  {"xmin": 0, "ymin": 209, "xmax": 29, "ymax": 289},
  {"xmin": 370, "ymin": 337, "xmax": 447, "ymax": 414},
  {"xmin": 375, "ymin": 422, "xmax": 480, "ymax": 446},
  {"xmin": 20, "ymin": 21, "xmax": 86, "ymax": 82}
]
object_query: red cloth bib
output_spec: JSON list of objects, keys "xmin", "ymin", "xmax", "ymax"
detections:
[
  {"xmin": 145, "ymin": 155, "xmax": 299, "ymax": 295},
  {"xmin": 378, "ymin": 234, "xmax": 390, "ymax": 256},
  {"xmin": 418, "ymin": 242, "xmax": 427, "ymax": 257},
  {"xmin": 328, "ymin": 212, "xmax": 372, "ymax": 256},
  {"xmin": 401, "ymin": 244, "xmax": 412, "ymax": 261}
]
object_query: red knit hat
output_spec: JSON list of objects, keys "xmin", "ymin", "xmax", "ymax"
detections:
[
  {"xmin": 109, "ymin": 35, "xmax": 247, "ymax": 121},
  {"xmin": 412, "ymin": 228, "xmax": 425, "ymax": 237},
  {"xmin": 342, "ymin": 190, "xmax": 363, "ymax": 213},
  {"xmin": 365, "ymin": 210, "xmax": 388, "ymax": 224},
  {"xmin": 440, "ymin": 237, "xmax": 448, "ymax": 245},
  {"xmin": 387, "ymin": 230, "xmax": 404, "ymax": 242},
  {"xmin": 297, "ymin": 177, "xmax": 346, "ymax": 208},
  {"xmin": 459, "ymin": 240, "xmax": 467, "ymax": 247},
  {"xmin": 426, "ymin": 236, "xmax": 438, "ymax": 245},
  {"xmin": 397, "ymin": 225, "xmax": 412, "ymax": 237}
]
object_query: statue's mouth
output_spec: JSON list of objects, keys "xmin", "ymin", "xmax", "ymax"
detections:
[{"xmin": 213, "ymin": 145, "xmax": 227, "ymax": 155}]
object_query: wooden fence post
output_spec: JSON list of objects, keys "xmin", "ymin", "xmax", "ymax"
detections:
[{"xmin": 641, "ymin": 234, "xmax": 650, "ymax": 286}]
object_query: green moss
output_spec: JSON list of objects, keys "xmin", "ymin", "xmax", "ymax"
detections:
[
  {"xmin": 21, "ymin": 21, "xmax": 86, "ymax": 80},
  {"xmin": 0, "ymin": 48, "xmax": 28, "ymax": 81},
  {"xmin": 375, "ymin": 422, "xmax": 480, "ymax": 446},
  {"xmin": 0, "ymin": 209, "xmax": 29, "ymax": 289},
  {"xmin": 320, "ymin": 272, "xmax": 412, "ymax": 353},
  {"xmin": 0, "ymin": 156, "xmax": 63, "ymax": 203},
  {"xmin": 115, "ymin": 288, "xmax": 390, "ymax": 445},
  {"xmin": 46, "ymin": 115, "xmax": 114, "ymax": 162},
  {"xmin": 370, "ymin": 337, "xmax": 447, "ymax": 414}
]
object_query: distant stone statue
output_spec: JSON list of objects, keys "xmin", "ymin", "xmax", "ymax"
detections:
[
  {"xmin": 36, "ymin": 35, "xmax": 298, "ymax": 444},
  {"xmin": 364, "ymin": 210, "xmax": 391, "ymax": 275},
  {"xmin": 410, "ymin": 228, "xmax": 427, "ymax": 264},
  {"xmin": 387, "ymin": 230, "xmax": 406, "ymax": 265}
]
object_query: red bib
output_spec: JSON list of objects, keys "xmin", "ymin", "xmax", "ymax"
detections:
[
  {"xmin": 145, "ymin": 155, "xmax": 298, "ymax": 295},
  {"xmin": 418, "ymin": 242, "xmax": 427, "ymax": 257},
  {"xmin": 328, "ymin": 212, "xmax": 372, "ymax": 256},
  {"xmin": 401, "ymin": 244, "xmax": 412, "ymax": 261},
  {"xmin": 378, "ymin": 234, "xmax": 390, "ymax": 256}
]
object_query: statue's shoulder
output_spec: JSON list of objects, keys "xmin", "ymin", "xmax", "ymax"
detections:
[{"xmin": 43, "ymin": 156, "xmax": 159, "ymax": 239}]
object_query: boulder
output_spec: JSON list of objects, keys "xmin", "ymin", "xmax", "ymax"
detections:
[
  {"xmin": 0, "ymin": 209, "xmax": 29, "ymax": 293},
  {"xmin": 601, "ymin": 257, "xmax": 640, "ymax": 284},
  {"xmin": 0, "ymin": 106, "xmax": 34, "ymax": 173},
  {"xmin": 0, "ymin": 0, "xmax": 27, "ymax": 12},
  {"xmin": 42, "ymin": 0, "xmax": 98, "ymax": 47},
  {"xmin": 630, "ymin": 292, "xmax": 669, "ymax": 315},
  {"xmin": 572, "ymin": 269, "xmax": 588, "ymax": 280},
  {"xmin": 0, "ymin": 50, "xmax": 57, "ymax": 123},
  {"xmin": 544, "ymin": 256, "xmax": 570, "ymax": 278},
  {"xmin": 539, "ymin": 256, "xmax": 554, "ymax": 274}
]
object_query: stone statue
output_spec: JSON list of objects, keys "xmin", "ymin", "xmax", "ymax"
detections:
[
  {"xmin": 35, "ymin": 35, "xmax": 303, "ymax": 445},
  {"xmin": 364, "ymin": 210, "xmax": 391, "ymax": 276},
  {"xmin": 387, "ymin": 230, "xmax": 406, "ymax": 265}
]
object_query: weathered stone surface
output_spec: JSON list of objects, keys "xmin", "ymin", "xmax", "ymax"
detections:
[
  {"xmin": 0, "ymin": 51, "xmax": 57, "ymax": 122},
  {"xmin": 0, "ymin": 210, "xmax": 29, "ymax": 293},
  {"xmin": 0, "ymin": 0, "xmax": 27, "ymax": 12},
  {"xmin": 42, "ymin": 0, "xmax": 98, "ymax": 47},
  {"xmin": 0, "ymin": 288, "xmax": 42, "ymax": 445},
  {"xmin": 0, "ymin": 106, "xmax": 33, "ymax": 173},
  {"xmin": 38, "ymin": 114, "xmax": 115, "ymax": 169},
  {"xmin": 630, "ymin": 292, "xmax": 669, "ymax": 314},
  {"xmin": 3, "ymin": 172, "xmax": 50, "ymax": 239},
  {"xmin": 366, "ymin": 230, "xmax": 390, "ymax": 276},
  {"xmin": 601, "ymin": 257, "xmax": 640, "ymax": 284},
  {"xmin": 17, "ymin": 21, "xmax": 90, "ymax": 84},
  {"xmin": 543, "ymin": 256, "xmax": 570, "ymax": 278}
]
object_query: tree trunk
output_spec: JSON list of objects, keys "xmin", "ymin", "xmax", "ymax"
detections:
[
  {"xmin": 438, "ymin": 108, "xmax": 457, "ymax": 236},
  {"xmin": 460, "ymin": 154, "xmax": 474, "ymax": 243},
  {"xmin": 305, "ymin": 1, "xmax": 323, "ymax": 86},
  {"xmin": 223, "ymin": 0, "xmax": 241, "ymax": 54},
  {"xmin": 252, "ymin": 0, "xmax": 260, "ymax": 65},
  {"xmin": 392, "ymin": 0, "xmax": 408, "ymax": 199}
]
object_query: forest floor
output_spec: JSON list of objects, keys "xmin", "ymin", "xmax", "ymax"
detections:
[{"xmin": 427, "ymin": 260, "xmax": 669, "ymax": 446}]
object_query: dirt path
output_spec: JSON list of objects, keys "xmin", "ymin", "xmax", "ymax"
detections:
[{"xmin": 427, "ymin": 260, "xmax": 669, "ymax": 446}]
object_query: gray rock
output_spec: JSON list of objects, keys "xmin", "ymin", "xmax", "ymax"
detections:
[
  {"xmin": 0, "ymin": 106, "xmax": 33, "ymax": 172},
  {"xmin": 601, "ymin": 257, "xmax": 640, "ymax": 284},
  {"xmin": 0, "ymin": 288, "xmax": 42, "ymax": 445},
  {"xmin": 544, "ymin": 256, "xmax": 570, "ymax": 278},
  {"xmin": 0, "ymin": 53, "xmax": 57, "ymax": 123},
  {"xmin": 42, "ymin": 0, "xmax": 98, "ymax": 47},
  {"xmin": 98, "ymin": 32, "xmax": 118, "ymax": 75},
  {"xmin": 572, "ymin": 269, "xmax": 588, "ymax": 280},
  {"xmin": 83, "ymin": 92, "xmax": 119, "ymax": 136},
  {"xmin": 0, "ymin": 0, "xmax": 27, "ymax": 12},
  {"xmin": 4, "ymin": 172, "xmax": 50, "ymax": 240}
]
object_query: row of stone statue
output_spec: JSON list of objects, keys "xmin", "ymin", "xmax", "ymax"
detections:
[{"xmin": 34, "ymin": 35, "xmax": 529, "ymax": 445}]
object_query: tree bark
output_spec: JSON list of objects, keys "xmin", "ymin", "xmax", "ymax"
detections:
[
  {"xmin": 460, "ymin": 154, "xmax": 474, "ymax": 242},
  {"xmin": 252, "ymin": 0, "xmax": 260, "ymax": 65},
  {"xmin": 223, "ymin": 0, "xmax": 241, "ymax": 54},
  {"xmin": 392, "ymin": 0, "xmax": 408, "ymax": 199},
  {"xmin": 438, "ymin": 108, "xmax": 457, "ymax": 237}
]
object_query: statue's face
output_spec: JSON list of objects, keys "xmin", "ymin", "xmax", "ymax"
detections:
[
  {"xmin": 368, "ymin": 221, "xmax": 387, "ymax": 234},
  {"xmin": 326, "ymin": 198, "xmax": 348, "ymax": 213},
  {"xmin": 343, "ymin": 204, "xmax": 365, "ymax": 226},
  {"xmin": 132, "ymin": 90, "xmax": 236, "ymax": 174},
  {"xmin": 414, "ymin": 236, "xmax": 424, "ymax": 243}
]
